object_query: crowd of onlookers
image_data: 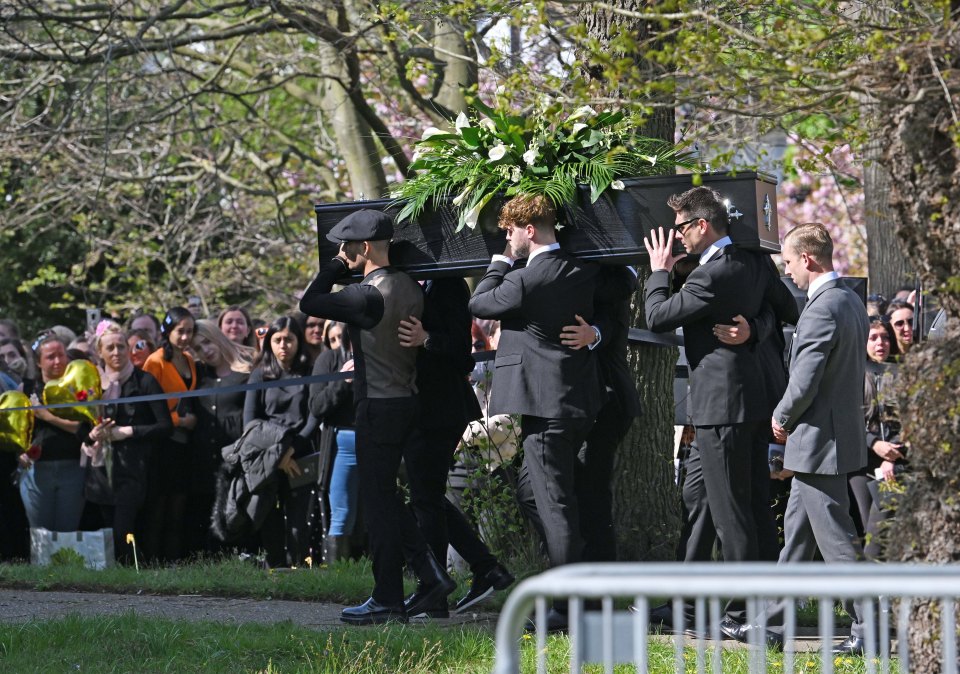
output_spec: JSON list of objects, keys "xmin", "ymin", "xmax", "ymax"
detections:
[
  {"xmin": 0, "ymin": 277, "xmax": 948, "ymax": 572},
  {"xmin": 0, "ymin": 305, "xmax": 507, "ymax": 569}
]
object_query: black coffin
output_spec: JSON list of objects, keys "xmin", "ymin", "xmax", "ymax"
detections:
[{"xmin": 314, "ymin": 172, "xmax": 779, "ymax": 279}]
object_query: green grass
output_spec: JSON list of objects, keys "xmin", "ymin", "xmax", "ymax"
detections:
[
  {"xmin": 0, "ymin": 557, "xmax": 417, "ymax": 605},
  {"xmin": 0, "ymin": 614, "xmax": 896, "ymax": 673},
  {"xmin": 0, "ymin": 558, "xmax": 886, "ymax": 672}
]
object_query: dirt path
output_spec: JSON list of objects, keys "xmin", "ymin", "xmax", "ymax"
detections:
[{"xmin": 0, "ymin": 589, "xmax": 497, "ymax": 629}]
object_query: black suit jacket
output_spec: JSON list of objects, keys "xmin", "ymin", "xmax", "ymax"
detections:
[
  {"xmin": 416, "ymin": 278, "xmax": 482, "ymax": 430},
  {"xmin": 469, "ymin": 248, "xmax": 603, "ymax": 419},
  {"xmin": 594, "ymin": 266, "xmax": 642, "ymax": 418},
  {"xmin": 645, "ymin": 245, "xmax": 774, "ymax": 426},
  {"xmin": 749, "ymin": 255, "xmax": 802, "ymax": 416}
]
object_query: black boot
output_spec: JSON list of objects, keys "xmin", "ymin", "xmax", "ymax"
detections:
[
  {"xmin": 323, "ymin": 535, "xmax": 347, "ymax": 564},
  {"xmin": 405, "ymin": 550, "xmax": 456, "ymax": 619}
]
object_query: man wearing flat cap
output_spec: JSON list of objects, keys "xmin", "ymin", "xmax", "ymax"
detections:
[{"xmin": 300, "ymin": 209, "xmax": 454, "ymax": 625}]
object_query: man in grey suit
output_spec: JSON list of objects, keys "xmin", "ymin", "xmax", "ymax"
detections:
[
  {"xmin": 469, "ymin": 195, "xmax": 604, "ymax": 629},
  {"xmin": 722, "ymin": 222, "xmax": 872, "ymax": 655}
]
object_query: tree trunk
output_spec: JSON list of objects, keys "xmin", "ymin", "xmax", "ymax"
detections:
[
  {"xmin": 433, "ymin": 19, "xmax": 476, "ymax": 115},
  {"xmin": 863, "ymin": 132, "xmax": 912, "ymax": 297},
  {"xmin": 878, "ymin": 17, "xmax": 960, "ymax": 672},
  {"xmin": 316, "ymin": 10, "xmax": 387, "ymax": 200},
  {"xmin": 581, "ymin": 0, "xmax": 681, "ymax": 561}
]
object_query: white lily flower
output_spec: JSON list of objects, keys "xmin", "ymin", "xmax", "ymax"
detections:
[
  {"xmin": 567, "ymin": 105, "xmax": 596, "ymax": 122},
  {"xmin": 522, "ymin": 148, "xmax": 538, "ymax": 166},
  {"xmin": 421, "ymin": 127, "xmax": 445, "ymax": 140},
  {"xmin": 572, "ymin": 123, "xmax": 587, "ymax": 135},
  {"xmin": 455, "ymin": 112, "xmax": 470, "ymax": 132},
  {"xmin": 610, "ymin": 180, "xmax": 625, "ymax": 190},
  {"xmin": 479, "ymin": 118, "xmax": 496, "ymax": 132},
  {"xmin": 488, "ymin": 144, "xmax": 507, "ymax": 161},
  {"xmin": 461, "ymin": 192, "xmax": 494, "ymax": 230},
  {"xmin": 641, "ymin": 154, "xmax": 657, "ymax": 165},
  {"xmin": 452, "ymin": 185, "xmax": 471, "ymax": 207}
]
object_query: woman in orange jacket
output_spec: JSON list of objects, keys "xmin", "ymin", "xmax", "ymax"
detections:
[{"xmin": 142, "ymin": 306, "xmax": 198, "ymax": 561}]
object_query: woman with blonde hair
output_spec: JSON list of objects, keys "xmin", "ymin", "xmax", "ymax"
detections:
[
  {"xmin": 84, "ymin": 320, "xmax": 172, "ymax": 563},
  {"xmin": 187, "ymin": 319, "xmax": 253, "ymax": 554}
]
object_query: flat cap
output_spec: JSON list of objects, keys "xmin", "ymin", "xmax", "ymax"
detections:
[{"xmin": 326, "ymin": 209, "xmax": 394, "ymax": 243}]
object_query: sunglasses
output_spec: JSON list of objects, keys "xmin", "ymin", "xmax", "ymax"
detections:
[
  {"xmin": 133, "ymin": 340, "xmax": 148, "ymax": 352},
  {"xmin": 673, "ymin": 217, "xmax": 700, "ymax": 236},
  {"xmin": 255, "ymin": 327, "xmax": 269, "ymax": 338}
]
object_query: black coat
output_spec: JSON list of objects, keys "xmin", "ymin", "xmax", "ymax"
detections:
[
  {"xmin": 469, "ymin": 248, "xmax": 604, "ymax": 419},
  {"xmin": 416, "ymin": 278, "xmax": 482, "ymax": 430},
  {"xmin": 309, "ymin": 347, "xmax": 355, "ymax": 429},
  {"xmin": 86, "ymin": 369, "xmax": 173, "ymax": 506},
  {"xmin": 191, "ymin": 366, "xmax": 248, "ymax": 494},
  {"xmin": 645, "ymin": 245, "xmax": 776, "ymax": 426}
]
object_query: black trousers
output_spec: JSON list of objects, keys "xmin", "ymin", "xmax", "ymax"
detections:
[
  {"xmin": 519, "ymin": 414, "xmax": 594, "ymax": 568},
  {"xmin": 405, "ymin": 423, "xmax": 464, "ymax": 565},
  {"xmin": 574, "ymin": 398, "xmax": 633, "ymax": 562},
  {"xmin": 694, "ymin": 422, "xmax": 776, "ymax": 564},
  {"xmin": 355, "ymin": 397, "xmax": 430, "ymax": 605}
]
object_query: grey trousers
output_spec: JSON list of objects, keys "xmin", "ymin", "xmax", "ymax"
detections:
[{"xmin": 760, "ymin": 472, "xmax": 869, "ymax": 638}]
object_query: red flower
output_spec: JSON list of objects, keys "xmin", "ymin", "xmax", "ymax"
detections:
[
  {"xmin": 75, "ymin": 390, "xmax": 88, "ymax": 402},
  {"xmin": 26, "ymin": 445, "xmax": 42, "ymax": 461}
]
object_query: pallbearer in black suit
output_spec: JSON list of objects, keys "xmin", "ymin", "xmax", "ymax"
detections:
[
  {"xmin": 469, "ymin": 195, "xmax": 604, "ymax": 586},
  {"xmin": 397, "ymin": 277, "xmax": 512, "ymax": 618},
  {"xmin": 559, "ymin": 266, "xmax": 641, "ymax": 562},
  {"xmin": 644, "ymin": 187, "xmax": 777, "ymax": 571}
]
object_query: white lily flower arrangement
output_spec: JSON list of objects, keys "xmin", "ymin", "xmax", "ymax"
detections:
[{"xmin": 392, "ymin": 98, "xmax": 698, "ymax": 231}]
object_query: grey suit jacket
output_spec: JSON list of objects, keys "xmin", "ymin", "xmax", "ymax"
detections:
[
  {"xmin": 774, "ymin": 279, "xmax": 869, "ymax": 474},
  {"xmin": 468, "ymin": 250, "xmax": 603, "ymax": 419}
]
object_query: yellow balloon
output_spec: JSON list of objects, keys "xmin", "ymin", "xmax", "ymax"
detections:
[
  {"xmin": 0, "ymin": 391, "xmax": 35, "ymax": 454},
  {"xmin": 43, "ymin": 360, "xmax": 103, "ymax": 426}
]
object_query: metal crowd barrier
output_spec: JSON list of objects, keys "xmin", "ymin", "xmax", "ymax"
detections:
[{"xmin": 493, "ymin": 562, "xmax": 960, "ymax": 674}]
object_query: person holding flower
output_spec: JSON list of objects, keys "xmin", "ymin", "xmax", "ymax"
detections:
[{"xmin": 84, "ymin": 321, "xmax": 172, "ymax": 564}]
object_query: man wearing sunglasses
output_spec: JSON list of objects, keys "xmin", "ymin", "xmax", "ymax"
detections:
[
  {"xmin": 300, "ymin": 209, "xmax": 454, "ymax": 626},
  {"xmin": 644, "ymin": 186, "xmax": 785, "ymax": 632}
]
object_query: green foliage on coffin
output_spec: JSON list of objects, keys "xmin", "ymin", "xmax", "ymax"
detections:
[{"xmin": 315, "ymin": 172, "xmax": 780, "ymax": 279}]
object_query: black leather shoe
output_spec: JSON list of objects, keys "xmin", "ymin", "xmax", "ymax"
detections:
[
  {"xmin": 648, "ymin": 603, "xmax": 672, "ymax": 627},
  {"xmin": 832, "ymin": 635, "xmax": 866, "ymax": 656},
  {"xmin": 719, "ymin": 617, "xmax": 783, "ymax": 650},
  {"xmin": 404, "ymin": 591, "xmax": 449, "ymax": 619},
  {"xmin": 524, "ymin": 608, "xmax": 569, "ymax": 634},
  {"xmin": 405, "ymin": 552, "xmax": 456, "ymax": 619},
  {"xmin": 340, "ymin": 597, "xmax": 407, "ymax": 625},
  {"xmin": 454, "ymin": 563, "xmax": 515, "ymax": 614}
]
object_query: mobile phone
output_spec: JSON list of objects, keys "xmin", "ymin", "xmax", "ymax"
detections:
[{"xmin": 86, "ymin": 308, "xmax": 102, "ymax": 332}]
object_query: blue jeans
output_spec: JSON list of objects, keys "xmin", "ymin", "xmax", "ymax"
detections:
[
  {"xmin": 19, "ymin": 460, "xmax": 86, "ymax": 532},
  {"xmin": 328, "ymin": 429, "xmax": 358, "ymax": 537}
]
